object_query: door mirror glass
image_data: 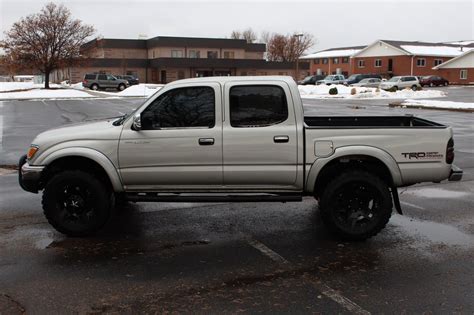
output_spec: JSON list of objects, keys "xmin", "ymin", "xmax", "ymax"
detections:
[{"xmin": 132, "ymin": 114, "xmax": 141, "ymax": 130}]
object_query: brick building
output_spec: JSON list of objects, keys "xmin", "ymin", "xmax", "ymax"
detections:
[
  {"xmin": 301, "ymin": 40, "xmax": 473, "ymax": 81},
  {"xmin": 51, "ymin": 36, "xmax": 309, "ymax": 84},
  {"xmin": 433, "ymin": 50, "xmax": 474, "ymax": 84}
]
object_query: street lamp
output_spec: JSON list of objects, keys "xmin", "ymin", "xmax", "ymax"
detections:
[{"xmin": 294, "ymin": 33, "xmax": 304, "ymax": 81}]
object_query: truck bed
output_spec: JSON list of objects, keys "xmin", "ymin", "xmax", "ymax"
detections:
[{"xmin": 304, "ymin": 115, "xmax": 446, "ymax": 128}]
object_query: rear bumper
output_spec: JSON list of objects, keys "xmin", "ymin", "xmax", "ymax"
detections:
[
  {"xmin": 449, "ymin": 165, "xmax": 463, "ymax": 181},
  {"xmin": 18, "ymin": 155, "xmax": 45, "ymax": 193}
]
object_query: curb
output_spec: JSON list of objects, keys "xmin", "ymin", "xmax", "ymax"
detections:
[{"xmin": 389, "ymin": 102, "xmax": 474, "ymax": 113}]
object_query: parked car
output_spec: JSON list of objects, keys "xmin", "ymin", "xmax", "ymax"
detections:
[
  {"xmin": 19, "ymin": 76, "xmax": 462, "ymax": 241},
  {"xmin": 343, "ymin": 74, "xmax": 382, "ymax": 85},
  {"xmin": 82, "ymin": 74, "xmax": 129, "ymax": 91},
  {"xmin": 316, "ymin": 74, "xmax": 346, "ymax": 85},
  {"xmin": 115, "ymin": 75, "xmax": 139, "ymax": 86},
  {"xmin": 298, "ymin": 75, "xmax": 325, "ymax": 85},
  {"xmin": 350, "ymin": 78, "xmax": 382, "ymax": 88},
  {"xmin": 379, "ymin": 76, "xmax": 421, "ymax": 91},
  {"xmin": 420, "ymin": 75, "xmax": 449, "ymax": 87}
]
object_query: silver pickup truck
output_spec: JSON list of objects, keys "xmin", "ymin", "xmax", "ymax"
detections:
[{"xmin": 19, "ymin": 76, "xmax": 462, "ymax": 240}]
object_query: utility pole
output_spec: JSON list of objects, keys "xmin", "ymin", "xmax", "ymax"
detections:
[{"xmin": 294, "ymin": 33, "xmax": 303, "ymax": 81}]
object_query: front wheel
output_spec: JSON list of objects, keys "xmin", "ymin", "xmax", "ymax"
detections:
[
  {"xmin": 42, "ymin": 170, "xmax": 112, "ymax": 236},
  {"xmin": 117, "ymin": 83, "xmax": 126, "ymax": 91},
  {"xmin": 411, "ymin": 85, "xmax": 418, "ymax": 91},
  {"xmin": 319, "ymin": 170, "xmax": 392, "ymax": 241}
]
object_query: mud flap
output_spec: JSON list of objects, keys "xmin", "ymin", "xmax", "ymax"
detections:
[{"xmin": 391, "ymin": 186, "xmax": 403, "ymax": 215}]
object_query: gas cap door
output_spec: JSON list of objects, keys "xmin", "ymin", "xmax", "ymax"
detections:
[{"xmin": 314, "ymin": 140, "xmax": 334, "ymax": 157}]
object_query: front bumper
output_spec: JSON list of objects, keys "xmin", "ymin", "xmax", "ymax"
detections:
[
  {"xmin": 18, "ymin": 155, "xmax": 45, "ymax": 193},
  {"xmin": 449, "ymin": 165, "xmax": 463, "ymax": 181}
]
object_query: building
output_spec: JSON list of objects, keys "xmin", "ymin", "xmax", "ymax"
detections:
[
  {"xmin": 299, "ymin": 46, "xmax": 365, "ymax": 77},
  {"xmin": 301, "ymin": 40, "xmax": 473, "ymax": 81},
  {"xmin": 433, "ymin": 50, "xmax": 474, "ymax": 84},
  {"xmin": 51, "ymin": 36, "xmax": 309, "ymax": 84}
]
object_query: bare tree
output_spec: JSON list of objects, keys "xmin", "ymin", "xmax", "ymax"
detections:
[
  {"xmin": 266, "ymin": 32, "xmax": 315, "ymax": 62},
  {"xmin": 230, "ymin": 30, "xmax": 242, "ymax": 40},
  {"xmin": 0, "ymin": 2, "xmax": 94, "ymax": 88},
  {"xmin": 230, "ymin": 28, "xmax": 257, "ymax": 43}
]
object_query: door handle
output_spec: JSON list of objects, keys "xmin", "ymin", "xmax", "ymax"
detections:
[
  {"xmin": 274, "ymin": 135, "xmax": 289, "ymax": 143},
  {"xmin": 199, "ymin": 138, "xmax": 215, "ymax": 145}
]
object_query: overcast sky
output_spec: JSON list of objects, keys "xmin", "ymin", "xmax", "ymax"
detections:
[{"xmin": 1, "ymin": 0, "xmax": 472, "ymax": 53}]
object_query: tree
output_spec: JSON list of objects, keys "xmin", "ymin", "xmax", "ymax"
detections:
[
  {"xmin": 265, "ymin": 32, "xmax": 315, "ymax": 62},
  {"xmin": 0, "ymin": 3, "xmax": 94, "ymax": 88},
  {"xmin": 229, "ymin": 28, "xmax": 257, "ymax": 43}
]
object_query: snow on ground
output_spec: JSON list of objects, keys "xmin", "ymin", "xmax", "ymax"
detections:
[
  {"xmin": 0, "ymin": 82, "xmax": 60, "ymax": 92},
  {"xmin": 0, "ymin": 88, "xmax": 93, "ymax": 100},
  {"xmin": 399, "ymin": 99, "xmax": 474, "ymax": 110},
  {"xmin": 298, "ymin": 84, "xmax": 446, "ymax": 100},
  {"xmin": 117, "ymin": 84, "xmax": 164, "ymax": 97}
]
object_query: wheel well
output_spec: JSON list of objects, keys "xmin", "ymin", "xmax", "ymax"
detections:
[
  {"xmin": 313, "ymin": 155, "xmax": 394, "ymax": 198},
  {"xmin": 40, "ymin": 156, "xmax": 112, "ymax": 191}
]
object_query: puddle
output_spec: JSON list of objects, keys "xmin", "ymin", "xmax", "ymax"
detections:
[
  {"xmin": 390, "ymin": 214, "xmax": 474, "ymax": 247},
  {"xmin": 406, "ymin": 187, "xmax": 470, "ymax": 199},
  {"xmin": 5, "ymin": 226, "xmax": 60, "ymax": 249}
]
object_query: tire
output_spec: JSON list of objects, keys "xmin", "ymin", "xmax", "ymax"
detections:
[
  {"xmin": 411, "ymin": 85, "xmax": 417, "ymax": 91},
  {"xmin": 42, "ymin": 170, "xmax": 112, "ymax": 236},
  {"xmin": 319, "ymin": 170, "xmax": 392, "ymax": 241},
  {"xmin": 117, "ymin": 83, "xmax": 126, "ymax": 91},
  {"xmin": 444, "ymin": 82, "xmax": 448, "ymax": 86},
  {"xmin": 429, "ymin": 82, "xmax": 434, "ymax": 87},
  {"xmin": 90, "ymin": 84, "xmax": 99, "ymax": 91}
]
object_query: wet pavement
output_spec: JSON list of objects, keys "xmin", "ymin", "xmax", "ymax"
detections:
[{"xmin": 0, "ymin": 86, "xmax": 473, "ymax": 313}]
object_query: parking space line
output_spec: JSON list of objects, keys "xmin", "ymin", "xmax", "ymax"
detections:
[
  {"xmin": 247, "ymin": 238, "xmax": 371, "ymax": 315},
  {"xmin": 400, "ymin": 201, "xmax": 425, "ymax": 210}
]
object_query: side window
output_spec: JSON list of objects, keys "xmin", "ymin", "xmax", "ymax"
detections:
[
  {"xmin": 85, "ymin": 74, "xmax": 95, "ymax": 80},
  {"xmin": 107, "ymin": 75, "xmax": 115, "ymax": 80},
  {"xmin": 229, "ymin": 85, "xmax": 288, "ymax": 128},
  {"xmin": 141, "ymin": 87, "xmax": 215, "ymax": 129},
  {"xmin": 98, "ymin": 74, "xmax": 107, "ymax": 80}
]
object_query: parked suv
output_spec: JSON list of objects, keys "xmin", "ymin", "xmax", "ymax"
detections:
[
  {"xmin": 298, "ymin": 75, "xmax": 325, "ymax": 85},
  {"xmin": 115, "ymin": 75, "xmax": 139, "ymax": 86},
  {"xmin": 316, "ymin": 74, "xmax": 345, "ymax": 85},
  {"xmin": 380, "ymin": 76, "xmax": 421, "ymax": 91},
  {"xmin": 343, "ymin": 74, "xmax": 382, "ymax": 86},
  {"xmin": 82, "ymin": 74, "xmax": 129, "ymax": 91},
  {"xmin": 420, "ymin": 75, "xmax": 449, "ymax": 87}
]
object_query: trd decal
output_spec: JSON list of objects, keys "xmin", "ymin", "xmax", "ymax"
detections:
[{"xmin": 401, "ymin": 152, "xmax": 443, "ymax": 160}]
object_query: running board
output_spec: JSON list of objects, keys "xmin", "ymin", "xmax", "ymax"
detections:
[{"xmin": 125, "ymin": 192, "xmax": 303, "ymax": 203}]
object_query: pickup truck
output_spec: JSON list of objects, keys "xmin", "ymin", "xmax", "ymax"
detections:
[{"xmin": 19, "ymin": 76, "xmax": 463, "ymax": 240}]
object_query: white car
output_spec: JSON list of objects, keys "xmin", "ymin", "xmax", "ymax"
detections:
[
  {"xmin": 380, "ymin": 76, "xmax": 421, "ymax": 91},
  {"xmin": 316, "ymin": 74, "xmax": 345, "ymax": 85},
  {"xmin": 350, "ymin": 78, "xmax": 382, "ymax": 88}
]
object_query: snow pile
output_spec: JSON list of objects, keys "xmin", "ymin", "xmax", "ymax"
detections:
[
  {"xmin": 60, "ymin": 81, "xmax": 84, "ymax": 90},
  {"xmin": 399, "ymin": 99, "xmax": 474, "ymax": 110},
  {"xmin": 0, "ymin": 88, "xmax": 93, "ymax": 100},
  {"xmin": 0, "ymin": 81, "xmax": 62, "ymax": 92},
  {"xmin": 117, "ymin": 84, "xmax": 164, "ymax": 97},
  {"xmin": 298, "ymin": 84, "xmax": 446, "ymax": 99}
]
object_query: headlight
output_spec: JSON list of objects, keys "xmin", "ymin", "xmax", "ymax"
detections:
[{"xmin": 27, "ymin": 145, "xmax": 39, "ymax": 159}]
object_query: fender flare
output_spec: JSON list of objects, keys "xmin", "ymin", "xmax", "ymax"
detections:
[
  {"xmin": 305, "ymin": 145, "xmax": 403, "ymax": 193},
  {"xmin": 37, "ymin": 147, "xmax": 124, "ymax": 192}
]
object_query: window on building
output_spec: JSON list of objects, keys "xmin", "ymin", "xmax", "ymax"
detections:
[
  {"xmin": 229, "ymin": 85, "xmax": 288, "ymax": 128},
  {"xmin": 189, "ymin": 50, "xmax": 200, "ymax": 58},
  {"xmin": 434, "ymin": 59, "xmax": 443, "ymax": 66},
  {"xmin": 375, "ymin": 59, "xmax": 382, "ymax": 67},
  {"xmin": 460, "ymin": 69, "xmax": 468, "ymax": 79},
  {"xmin": 171, "ymin": 50, "xmax": 184, "ymax": 58},
  {"xmin": 207, "ymin": 51, "xmax": 218, "ymax": 59},
  {"xmin": 333, "ymin": 58, "xmax": 339, "ymax": 64},
  {"xmin": 342, "ymin": 57, "xmax": 349, "ymax": 63},
  {"xmin": 152, "ymin": 50, "xmax": 155, "ymax": 58},
  {"xmin": 141, "ymin": 87, "xmax": 215, "ymax": 129},
  {"xmin": 416, "ymin": 58, "xmax": 426, "ymax": 67},
  {"xmin": 322, "ymin": 58, "xmax": 328, "ymax": 64},
  {"xmin": 358, "ymin": 60, "xmax": 365, "ymax": 68},
  {"xmin": 314, "ymin": 59, "xmax": 320, "ymax": 64},
  {"xmin": 224, "ymin": 51, "xmax": 235, "ymax": 59}
]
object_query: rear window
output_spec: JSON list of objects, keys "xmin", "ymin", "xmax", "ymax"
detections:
[
  {"xmin": 84, "ymin": 74, "xmax": 95, "ymax": 80},
  {"xmin": 229, "ymin": 85, "xmax": 288, "ymax": 128}
]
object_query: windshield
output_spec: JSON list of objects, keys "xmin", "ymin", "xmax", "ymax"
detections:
[
  {"xmin": 348, "ymin": 75, "xmax": 359, "ymax": 80},
  {"xmin": 324, "ymin": 75, "xmax": 335, "ymax": 80},
  {"xmin": 388, "ymin": 77, "xmax": 400, "ymax": 82},
  {"xmin": 303, "ymin": 76, "xmax": 312, "ymax": 81}
]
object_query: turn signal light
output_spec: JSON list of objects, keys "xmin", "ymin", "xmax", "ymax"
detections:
[{"xmin": 27, "ymin": 145, "xmax": 39, "ymax": 159}]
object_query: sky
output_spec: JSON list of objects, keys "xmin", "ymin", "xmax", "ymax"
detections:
[{"xmin": 1, "ymin": 0, "xmax": 473, "ymax": 53}]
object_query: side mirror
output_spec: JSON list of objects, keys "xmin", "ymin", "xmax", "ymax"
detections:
[{"xmin": 132, "ymin": 114, "xmax": 141, "ymax": 130}]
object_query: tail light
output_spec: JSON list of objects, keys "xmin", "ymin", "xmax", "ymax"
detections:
[
  {"xmin": 446, "ymin": 138, "xmax": 454, "ymax": 164},
  {"xmin": 83, "ymin": 80, "xmax": 88, "ymax": 84}
]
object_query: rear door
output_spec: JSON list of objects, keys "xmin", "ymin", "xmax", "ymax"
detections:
[
  {"xmin": 222, "ymin": 81, "xmax": 298, "ymax": 189},
  {"xmin": 98, "ymin": 74, "xmax": 108, "ymax": 88}
]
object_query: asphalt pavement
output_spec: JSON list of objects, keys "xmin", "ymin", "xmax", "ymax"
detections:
[{"xmin": 0, "ymin": 86, "xmax": 473, "ymax": 313}]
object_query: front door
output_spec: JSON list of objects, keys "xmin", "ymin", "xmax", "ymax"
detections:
[
  {"xmin": 222, "ymin": 82, "xmax": 298, "ymax": 189},
  {"xmin": 118, "ymin": 83, "xmax": 223, "ymax": 191}
]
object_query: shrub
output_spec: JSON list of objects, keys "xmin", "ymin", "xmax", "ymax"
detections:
[
  {"xmin": 350, "ymin": 88, "xmax": 357, "ymax": 95},
  {"xmin": 329, "ymin": 87, "xmax": 338, "ymax": 95}
]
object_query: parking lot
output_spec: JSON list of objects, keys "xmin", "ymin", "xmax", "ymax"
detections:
[{"xmin": 0, "ymin": 86, "xmax": 473, "ymax": 313}]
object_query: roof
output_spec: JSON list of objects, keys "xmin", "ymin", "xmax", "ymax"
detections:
[
  {"xmin": 300, "ymin": 45, "xmax": 365, "ymax": 59},
  {"xmin": 433, "ymin": 49, "xmax": 474, "ymax": 69},
  {"xmin": 82, "ymin": 36, "xmax": 266, "ymax": 52},
  {"xmin": 166, "ymin": 75, "xmax": 296, "ymax": 86}
]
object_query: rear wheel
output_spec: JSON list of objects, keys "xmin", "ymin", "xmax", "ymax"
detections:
[
  {"xmin": 444, "ymin": 82, "xmax": 448, "ymax": 86},
  {"xmin": 319, "ymin": 170, "xmax": 392, "ymax": 241},
  {"xmin": 429, "ymin": 82, "xmax": 434, "ymax": 87},
  {"xmin": 411, "ymin": 85, "xmax": 417, "ymax": 91},
  {"xmin": 117, "ymin": 83, "xmax": 126, "ymax": 91},
  {"xmin": 90, "ymin": 84, "xmax": 99, "ymax": 91},
  {"xmin": 42, "ymin": 170, "xmax": 112, "ymax": 236}
]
